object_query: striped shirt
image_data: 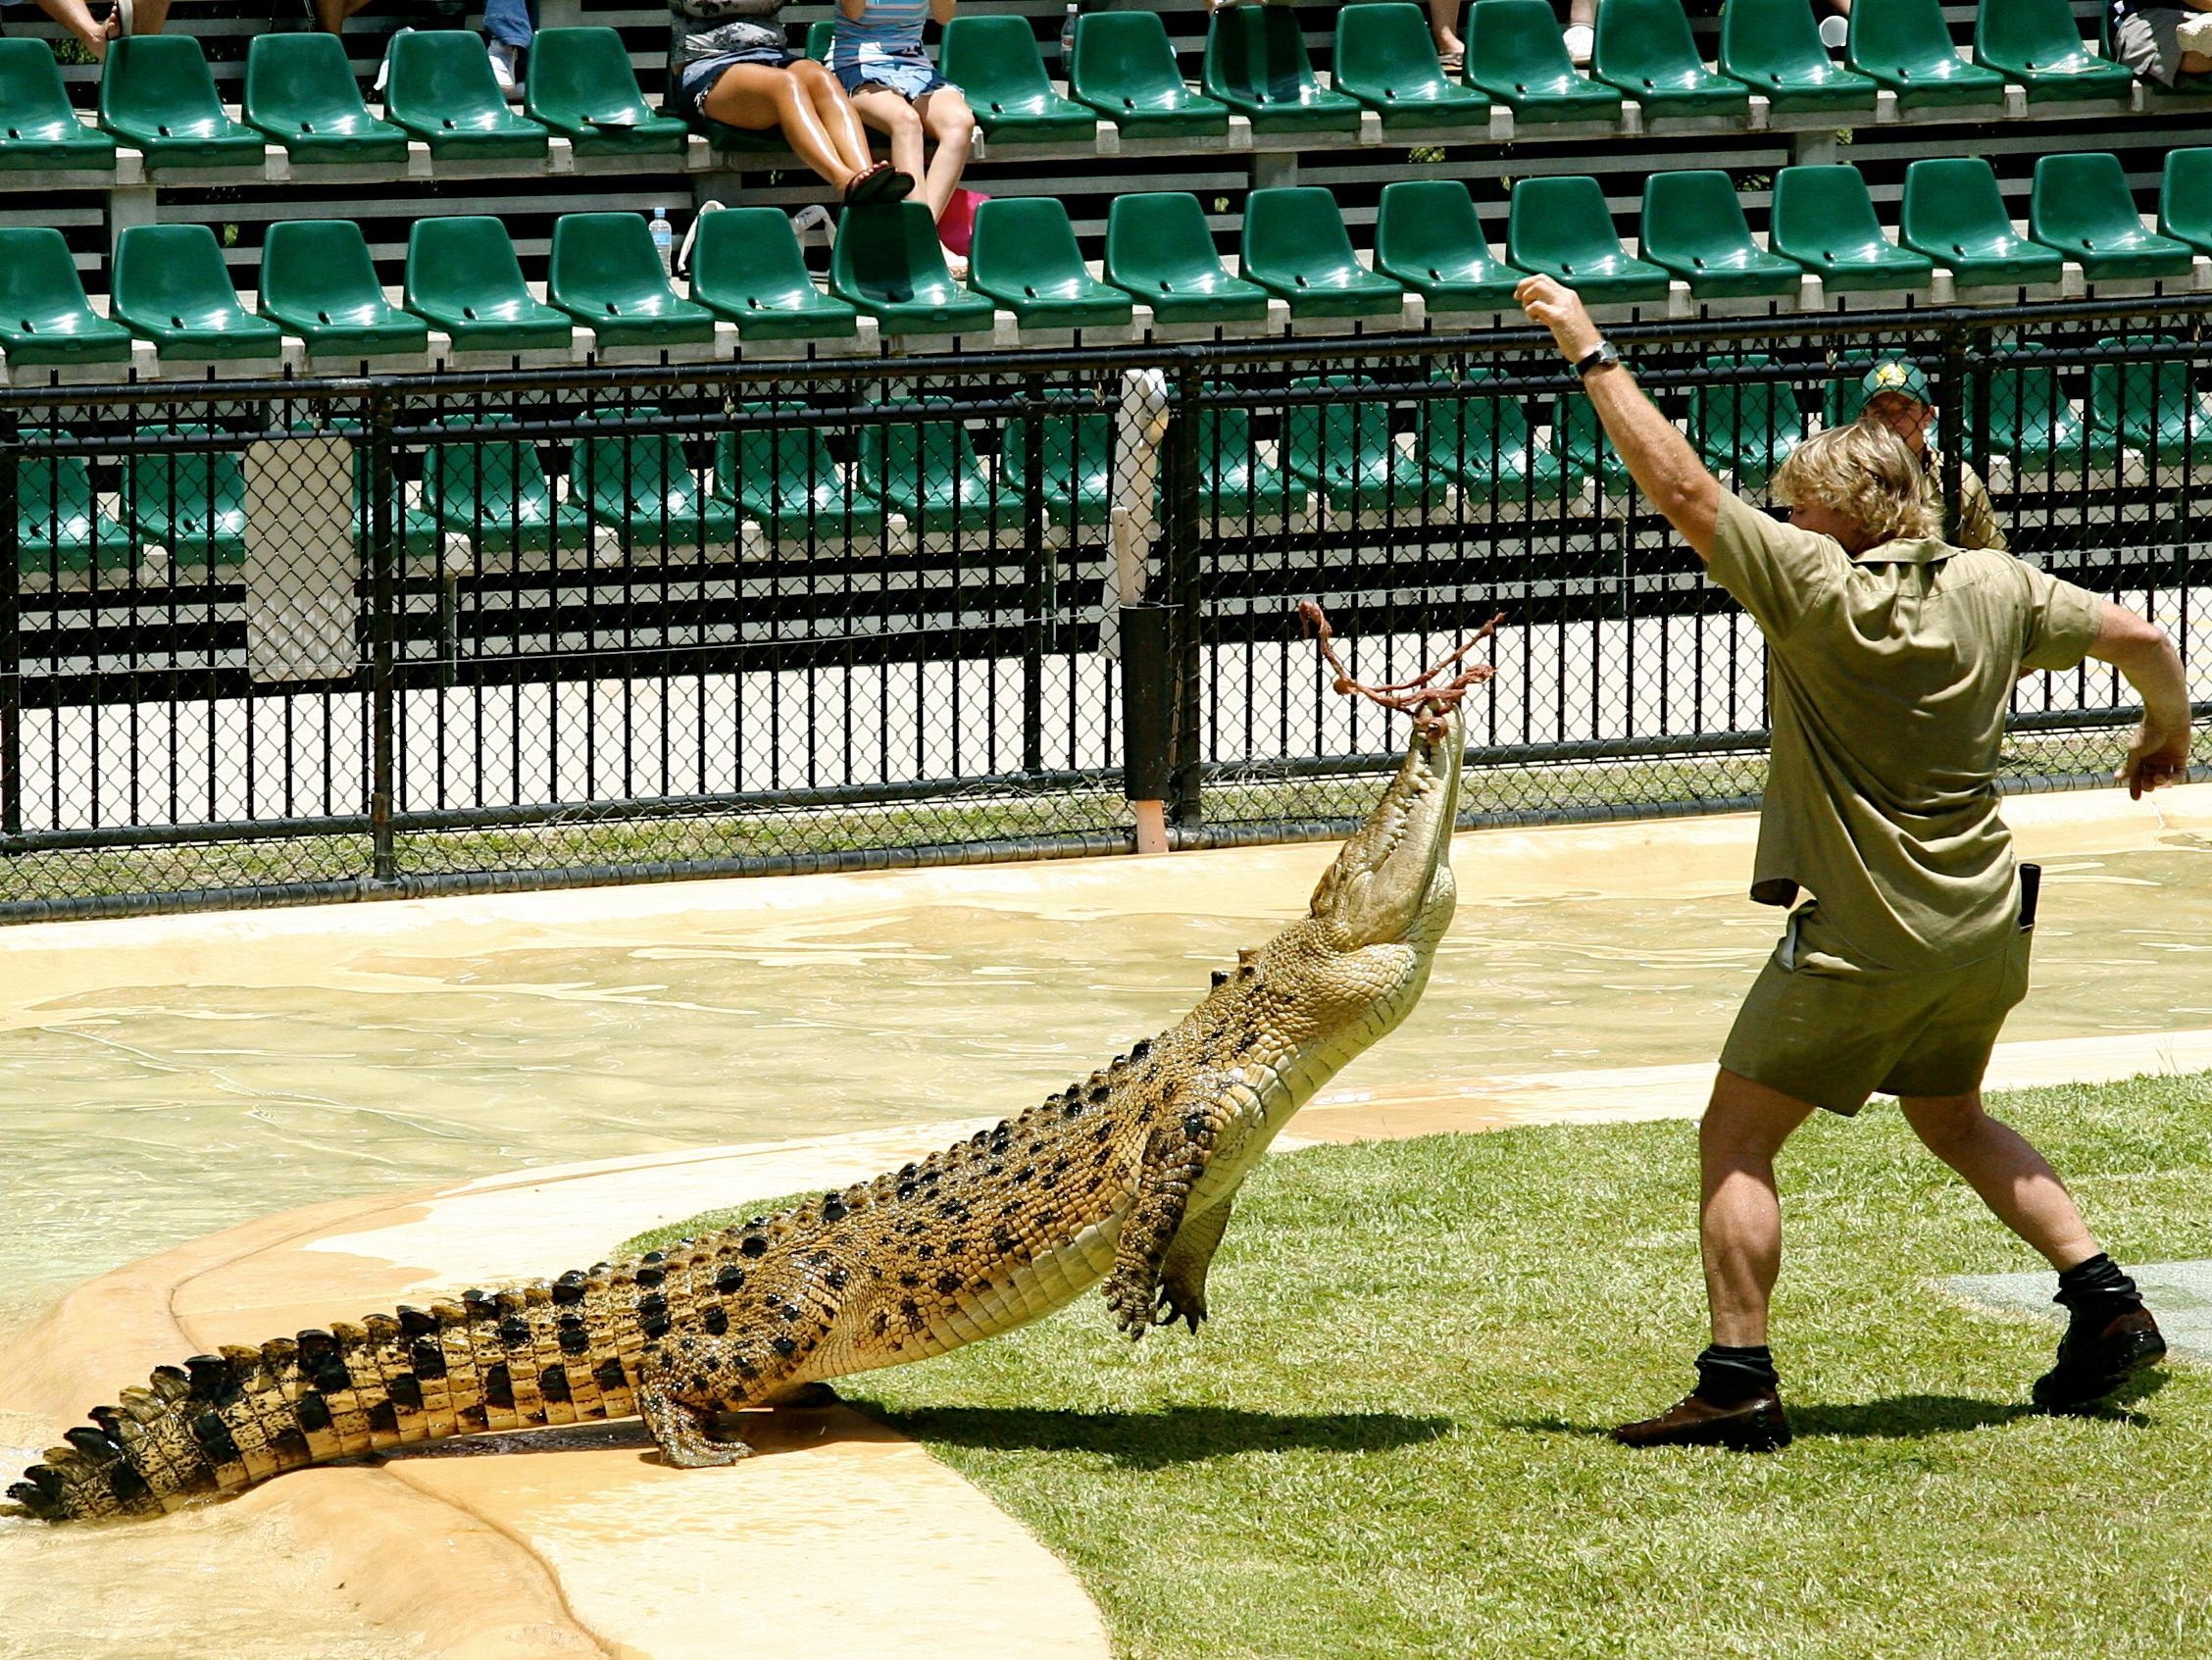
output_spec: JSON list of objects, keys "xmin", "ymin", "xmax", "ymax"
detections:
[{"xmin": 829, "ymin": 0, "xmax": 931, "ymax": 70}]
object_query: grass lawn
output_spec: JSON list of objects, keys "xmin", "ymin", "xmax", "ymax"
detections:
[{"xmin": 632, "ymin": 1070, "xmax": 2212, "ymax": 1659}]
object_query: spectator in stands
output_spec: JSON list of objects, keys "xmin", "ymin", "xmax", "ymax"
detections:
[
  {"xmin": 1561, "ymin": 0, "xmax": 1594, "ymax": 67},
  {"xmin": 483, "ymin": 0, "xmax": 534, "ymax": 96},
  {"xmin": 2110, "ymin": 0, "xmax": 2212, "ymax": 85},
  {"xmin": 668, "ymin": 0, "xmax": 908, "ymax": 204},
  {"xmin": 1517, "ymin": 270, "xmax": 2189, "ymax": 1452},
  {"xmin": 1854, "ymin": 360, "xmax": 2005, "ymax": 552},
  {"xmin": 16, "ymin": 0, "xmax": 169, "ymax": 62},
  {"xmin": 1427, "ymin": 0, "xmax": 1463, "ymax": 74},
  {"xmin": 828, "ymin": 0, "xmax": 976, "ymax": 262}
]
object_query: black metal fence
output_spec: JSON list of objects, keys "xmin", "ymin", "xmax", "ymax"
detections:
[{"xmin": 4, "ymin": 295, "xmax": 2207, "ymax": 920}]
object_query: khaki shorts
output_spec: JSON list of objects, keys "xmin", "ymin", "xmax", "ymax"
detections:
[{"xmin": 1719, "ymin": 904, "xmax": 2032, "ymax": 1117}]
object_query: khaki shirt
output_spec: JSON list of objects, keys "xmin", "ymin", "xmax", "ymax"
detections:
[
  {"xmin": 1921, "ymin": 451, "xmax": 2006, "ymax": 552},
  {"xmin": 1708, "ymin": 491, "xmax": 2103, "ymax": 970}
]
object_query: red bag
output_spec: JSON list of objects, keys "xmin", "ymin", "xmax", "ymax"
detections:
[{"xmin": 936, "ymin": 188, "xmax": 988, "ymax": 257}]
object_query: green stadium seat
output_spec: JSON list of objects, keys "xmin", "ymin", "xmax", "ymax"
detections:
[
  {"xmin": 385, "ymin": 30, "xmax": 550, "ymax": 159},
  {"xmin": 573, "ymin": 423, "xmax": 739, "ymax": 545},
  {"xmin": 1769, "ymin": 164, "xmax": 1935, "ymax": 292},
  {"xmin": 1102, "ymin": 191, "xmax": 1270, "ymax": 325},
  {"xmin": 1240, "ymin": 187, "xmax": 1404, "ymax": 320},
  {"xmin": 1195, "ymin": 407, "xmax": 1296, "ymax": 521},
  {"xmin": 1004, "ymin": 410, "xmax": 1114, "ymax": 527},
  {"xmin": 831, "ymin": 202, "xmax": 996, "ymax": 335},
  {"xmin": 969, "ymin": 197, "xmax": 1134, "ymax": 329},
  {"xmin": 0, "ymin": 39, "xmax": 119, "ymax": 171},
  {"xmin": 2087, "ymin": 337, "xmax": 2200, "ymax": 453},
  {"xmin": 1689, "ymin": 354, "xmax": 1804, "ymax": 489},
  {"xmin": 0, "ymin": 227, "xmax": 131, "ymax": 367},
  {"xmin": 939, "ymin": 16, "xmax": 1095, "ymax": 142},
  {"xmin": 122, "ymin": 425, "xmax": 247, "ymax": 567},
  {"xmin": 1985, "ymin": 345, "xmax": 2119, "ymax": 472},
  {"xmin": 1639, "ymin": 170, "xmax": 1801, "ymax": 299},
  {"xmin": 856, "ymin": 402, "xmax": 1025, "ymax": 533},
  {"xmin": 2161, "ymin": 149, "xmax": 2212, "ymax": 255},
  {"xmin": 1844, "ymin": 0, "xmax": 2006, "ymax": 109},
  {"xmin": 687, "ymin": 207, "xmax": 858, "ymax": 340},
  {"xmin": 1202, "ymin": 6, "xmax": 1362, "ymax": 132},
  {"xmin": 1974, "ymin": 0, "xmax": 2134, "ymax": 102},
  {"xmin": 406, "ymin": 217, "xmax": 574, "ymax": 353},
  {"xmin": 242, "ymin": 34, "xmax": 407, "ymax": 163},
  {"xmin": 1552, "ymin": 394, "xmax": 1630, "ymax": 493},
  {"xmin": 1284, "ymin": 375, "xmax": 1443, "ymax": 515},
  {"xmin": 1331, "ymin": 3, "xmax": 1491, "ymax": 128},
  {"xmin": 1901, "ymin": 159, "xmax": 2065, "ymax": 287},
  {"xmin": 1418, "ymin": 369, "xmax": 1570, "ymax": 501},
  {"xmin": 1714, "ymin": 0, "xmax": 1879, "ymax": 113},
  {"xmin": 1506, "ymin": 175, "xmax": 1670, "ymax": 303},
  {"xmin": 1590, "ymin": 0, "xmax": 1752, "ymax": 118},
  {"xmin": 548, "ymin": 212, "xmax": 717, "ymax": 347},
  {"xmin": 111, "ymin": 224, "xmax": 282, "ymax": 361},
  {"xmin": 1067, "ymin": 12, "xmax": 1231, "ymax": 138},
  {"xmin": 527, "ymin": 27, "xmax": 688, "ymax": 156},
  {"xmin": 1463, "ymin": 0, "xmax": 1625, "ymax": 122},
  {"xmin": 258, "ymin": 221, "xmax": 428, "ymax": 356},
  {"xmin": 714, "ymin": 404, "xmax": 863, "ymax": 541},
  {"xmin": 421, "ymin": 418, "xmax": 591, "ymax": 553},
  {"xmin": 2030, "ymin": 153, "xmax": 2195, "ymax": 281},
  {"xmin": 99, "ymin": 36, "xmax": 265, "ymax": 168},
  {"xmin": 1374, "ymin": 179, "xmax": 1524, "ymax": 312},
  {"xmin": 16, "ymin": 442, "xmax": 135, "ymax": 575}
]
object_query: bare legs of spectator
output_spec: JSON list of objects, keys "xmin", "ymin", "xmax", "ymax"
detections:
[
  {"xmin": 702, "ymin": 61, "xmax": 877, "ymax": 196},
  {"xmin": 848, "ymin": 84, "xmax": 975, "ymax": 226},
  {"xmin": 1428, "ymin": 0, "xmax": 1462, "ymax": 73},
  {"xmin": 1563, "ymin": 0, "xmax": 1594, "ymax": 67},
  {"xmin": 34, "ymin": 0, "xmax": 168, "ymax": 60},
  {"xmin": 311, "ymin": 0, "xmax": 375, "ymax": 32}
]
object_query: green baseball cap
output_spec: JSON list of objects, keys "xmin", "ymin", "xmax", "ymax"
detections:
[{"xmin": 1859, "ymin": 360, "xmax": 1932, "ymax": 407}]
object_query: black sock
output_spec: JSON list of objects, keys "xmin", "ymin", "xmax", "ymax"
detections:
[
  {"xmin": 1695, "ymin": 1343, "xmax": 1778, "ymax": 1406},
  {"xmin": 2055, "ymin": 1253, "xmax": 2141, "ymax": 1322}
]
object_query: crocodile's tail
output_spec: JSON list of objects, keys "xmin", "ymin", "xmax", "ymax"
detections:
[{"xmin": 7, "ymin": 1260, "xmax": 679, "ymax": 1522}]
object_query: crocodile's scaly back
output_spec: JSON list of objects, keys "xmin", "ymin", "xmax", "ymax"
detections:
[{"xmin": 12, "ymin": 703, "xmax": 1464, "ymax": 1522}]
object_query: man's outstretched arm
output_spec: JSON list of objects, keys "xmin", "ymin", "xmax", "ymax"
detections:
[
  {"xmin": 2086, "ymin": 602, "xmax": 2194, "ymax": 798},
  {"xmin": 1516, "ymin": 275, "xmax": 1722, "ymax": 562}
]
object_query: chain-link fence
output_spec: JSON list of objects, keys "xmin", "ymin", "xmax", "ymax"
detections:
[{"xmin": 3, "ymin": 296, "xmax": 2207, "ymax": 920}]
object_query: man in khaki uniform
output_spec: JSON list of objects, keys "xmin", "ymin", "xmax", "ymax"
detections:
[
  {"xmin": 1854, "ymin": 359, "xmax": 2006, "ymax": 553},
  {"xmin": 1515, "ymin": 276, "xmax": 2196, "ymax": 1451}
]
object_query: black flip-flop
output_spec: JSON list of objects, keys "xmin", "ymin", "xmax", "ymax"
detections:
[{"xmin": 844, "ymin": 162, "xmax": 898, "ymax": 206}]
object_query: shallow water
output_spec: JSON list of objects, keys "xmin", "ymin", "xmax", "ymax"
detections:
[{"xmin": 2, "ymin": 839, "xmax": 2206, "ymax": 1313}]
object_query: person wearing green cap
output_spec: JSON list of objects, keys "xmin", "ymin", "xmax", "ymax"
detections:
[
  {"xmin": 1514, "ymin": 272, "xmax": 2193, "ymax": 1452},
  {"xmin": 1855, "ymin": 359, "xmax": 2007, "ymax": 554}
]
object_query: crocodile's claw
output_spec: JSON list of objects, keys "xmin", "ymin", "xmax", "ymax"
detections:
[
  {"xmin": 1102, "ymin": 1270, "xmax": 1159, "ymax": 1341},
  {"xmin": 1155, "ymin": 1283, "xmax": 1207, "ymax": 1334}
]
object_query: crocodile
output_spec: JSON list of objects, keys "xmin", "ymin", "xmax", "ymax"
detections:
[{"xmin": 10, "ymin": 700, "xmax": 1465, "ymax": 1522}]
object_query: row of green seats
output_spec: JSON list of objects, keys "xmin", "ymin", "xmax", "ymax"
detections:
[
  {"xmin": 20, "ymin": 335, "xmax": 2199, "ymax": 575},
  {"xmin": 0, "ymin": 28, "xmax": 683, "ymax": 173}
]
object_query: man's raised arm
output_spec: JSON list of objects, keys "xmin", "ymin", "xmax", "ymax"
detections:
[{"xmin": 1516, "ymin": 275, "xmax": 1722, "ymax": 562}]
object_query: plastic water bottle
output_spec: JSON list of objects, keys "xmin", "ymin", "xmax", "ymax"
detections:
[
  {"xmin": 1059, "ymin": 1, "xmax": 1079, "ymax": 65},
  {"xmin": 648, "ymin": 207, "xmax": 675, "ymax": 277}
]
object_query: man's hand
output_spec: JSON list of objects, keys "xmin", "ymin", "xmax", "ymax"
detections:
[
  {"xmin": 2116, "ymin": 718, "xmax": 2191, "ymax": 800},
  {"xmin": 1515, "ymin": 275, "xmax": 1603, "ymax": 364}
]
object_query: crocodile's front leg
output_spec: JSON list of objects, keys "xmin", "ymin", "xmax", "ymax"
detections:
[
  {"xmin": 1156, "ymin": 1197, "xmax": 1233, "ymax": 1333},
  {"xmin": 1102, "ymin": 1107, "xmax": 1222, "ymax": 1338}
]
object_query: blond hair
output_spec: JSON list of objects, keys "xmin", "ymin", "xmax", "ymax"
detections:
[{"xmin": 1770, "ymin": 421, "xmax": 1935, "ymax": 544}]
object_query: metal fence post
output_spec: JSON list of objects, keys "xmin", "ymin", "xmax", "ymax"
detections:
[
  {"xmin": 1021, "ymin": 370, "xmax": 1046, "ymax": 777},
  {"xmin": 1937, "ymin": 323, "xmax": 1968, "ymax": 544},
  {"xmin": 1163, "ymin": 352, "xmax": 1205, "ymax": 828},
  {"xmin": 0, "ymin": 410, "xmax": 19, "ymax": 841},
  {"xmin": 367, "ymin": 392, "xmax": 398, "ymax": 881}
]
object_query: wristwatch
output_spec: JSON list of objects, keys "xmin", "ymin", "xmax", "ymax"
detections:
[{"xmin": 1574, "ymin": 339, "xmax": 1623, "ymax": 378}]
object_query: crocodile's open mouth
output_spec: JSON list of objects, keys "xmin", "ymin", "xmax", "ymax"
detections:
[{"xmin": 1306, "ymin": 702, "xmax": 1462, "ymax": 950}]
